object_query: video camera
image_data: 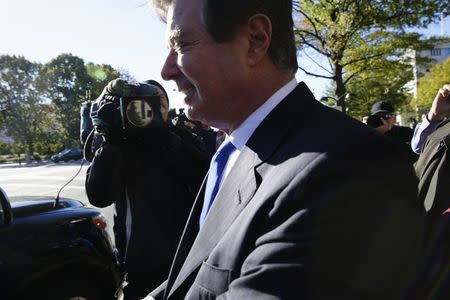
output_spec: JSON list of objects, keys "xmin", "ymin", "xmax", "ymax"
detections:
[
  {"xmin": 90, "ymin": 78, "xmax": 168, "ymax": 141},
  {"xmin": 81, "ymin": 79, "xmax": 169, "ymax": 161}
]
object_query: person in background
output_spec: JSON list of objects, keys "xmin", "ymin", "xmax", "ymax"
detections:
[
  {"xmin": 80, "ymin": 100, "xmax": 93, "ymax": 145},
  {"xmin": 144, "ymin": 0, "xmax": 424, "ymax": 299},
  {"xmin": 362, "ymin": 115, "xmax": 369, "ymax": 125},
  {"xmin": 85, "ymin": 79, "xmax": 209, "ymax": 300},
  {"xmin": 411, "ymin": 84, "xmax": 450, "ymax": 154},
  {"xmin": 368, "ymin": 101, "xmax": 417, "ymax": 162},
  {"xmin": 409, "ymin": 117, "xmax": 418, "ymax": 130}
]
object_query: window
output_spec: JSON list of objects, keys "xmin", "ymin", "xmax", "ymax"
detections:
[{"xmin": 431, "ymin": 48, "xmax": 442, "ymax": 56}]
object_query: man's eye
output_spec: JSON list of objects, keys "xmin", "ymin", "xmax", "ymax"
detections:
[
  {"xmin": 175, "ymin": 41, "xmax": 194, "ymax": 53},
  {"xmin": 176, "ymin": 43, "xmax": 187, "ymax": 51}
]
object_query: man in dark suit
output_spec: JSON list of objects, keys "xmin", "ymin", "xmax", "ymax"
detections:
[{"xmin": 145, "ymin": 0, "xmax": 424, "ymax": 299}]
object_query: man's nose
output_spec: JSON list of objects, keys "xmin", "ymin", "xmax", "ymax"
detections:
[{"xmin": 161, "ymin": 50, "xmax": 179, "ymax": 81}]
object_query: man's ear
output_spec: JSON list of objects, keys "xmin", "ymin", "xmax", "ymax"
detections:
[{"xmin": 247, "ymin": 14, "xmax": 272, "ymax": 66}]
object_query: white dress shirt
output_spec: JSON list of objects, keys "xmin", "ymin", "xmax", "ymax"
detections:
[{"xmin": 221, "ymin": 78, "xmax": 298, "ymax": 182}]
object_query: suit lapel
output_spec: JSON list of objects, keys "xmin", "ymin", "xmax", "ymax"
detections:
[
  {"xmin": 167, "ymin": 146, "xmax": 260, "ymax": 297},
  {"xmin": 166, "ymin": 82, "xmax": 316, "ymax": 298},
  {"xmin": 163, "ymin": 175, "xmax": 206, "ymax": 299}
]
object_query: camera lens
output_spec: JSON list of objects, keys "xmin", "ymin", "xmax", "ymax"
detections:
[{"xmin": 126, "ymin": 100, "xmax": 153, "ymax": 127}]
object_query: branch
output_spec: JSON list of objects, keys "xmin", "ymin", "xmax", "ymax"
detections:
[
  {"xmin": 341, "ymin": 51, "xmax": 389, "ymax": 67},
  {"xmin": 296, "ymin": 28, "xmax": 321, "ymax": 42},
  {"xmin": 298, "ymin": 66, "xmax": 334, "ymax": 80},
  {"xmin": 296, "ymin": 8, "xmax": 321, "ymax": 39},
  {"xmin": 343, "ymin": 66, "xmax": 369, "ymax": 85},
  {"xmin": 302, "ymin": 51, "xmax": 333, "ymax": 75},
  {"xmin": 298, "ymin": 34, "xmax": 332, "ymax": 58},
  {"xmin": 343, "ymin": 17, "xmax": 367, "ymax": 46}
]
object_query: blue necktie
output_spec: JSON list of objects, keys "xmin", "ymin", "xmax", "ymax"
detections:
[{"xmin": 199, "ymin": 140, "xmax": 237, "ymax": 228}]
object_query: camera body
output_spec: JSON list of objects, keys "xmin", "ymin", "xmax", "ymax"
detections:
[{"xmin": 90, "ymin": 80, "xmax": 166, "ymax": 141}]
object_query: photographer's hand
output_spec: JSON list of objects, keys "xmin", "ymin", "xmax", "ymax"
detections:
[{"xmin": 427, "ymin": 84, "xmax": 450, "ymax": 123}]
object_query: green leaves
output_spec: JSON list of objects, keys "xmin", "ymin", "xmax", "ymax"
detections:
[
  {"xmin": 294, "ymin": 0, "xmax": 448, "ymax": 115},
  {"xmin": 39, "ymin": 54, "xmax": 124, "ymax": 144},
  {"xmin": 414, "ymin": 56, "xmax": 450, "ymax": 109},
  {"xmin": 0, "ymin": 54, "xmax": 128, "ymax": 157},
  {"xmin": 0, "ymin": 55, "xmax": 46, "ymax": 156}
]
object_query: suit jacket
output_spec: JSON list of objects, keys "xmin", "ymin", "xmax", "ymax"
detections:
[{"xmin": 151, "ymin": 82, "xmax": 424, "ymax": 300}]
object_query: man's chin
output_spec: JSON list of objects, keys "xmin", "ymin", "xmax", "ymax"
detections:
[
  {"xmin": 185, "ymin": 106, "xmax": 198, "ymax": 122},
  {"xmin": 186, "ymin": 106, "xmax": 210, "ymax": 127}
]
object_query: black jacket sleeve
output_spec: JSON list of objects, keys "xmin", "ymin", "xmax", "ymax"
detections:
[{"xmin": 85, "ymin": 143, "xmax": 126, "ymax": 208}]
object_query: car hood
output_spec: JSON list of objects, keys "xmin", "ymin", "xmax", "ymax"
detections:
[{"xmin": 10, "ymin": 198, "xmax": 85, "ymax": 218}]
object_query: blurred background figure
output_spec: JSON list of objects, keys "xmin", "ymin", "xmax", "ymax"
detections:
[
  {"xmin": 411, "ymin": 84, "xmax": 450, "ymax": 154},
  {"xmin": 362, "ymin": 115, "xmax": 369, "ymax": 125},
  {"xmin": 411, "ymin": 84, "xmax": 450, "ymax": 299},
  {"xmin": 172, "ymin": 108, "xmax": 218, "ymax": 158},
  {"xmin": 80, "ymin": 99, "xmax": 93, "ymax": 145},
  {"xmin": 367, "ymin": 101, "xmax": 417, "ymax": 163},
  {"xmin": 409, "ymin": 117, "xmax": 418, "ymax": 130},
  {"xmin": 80, "ymin": 94, "xmax": 103, "ymax": 160}
]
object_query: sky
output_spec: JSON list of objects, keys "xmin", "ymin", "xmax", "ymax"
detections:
[{"xmin": 0, "ymin": 0, "xmax": 447, "ymax": 109}]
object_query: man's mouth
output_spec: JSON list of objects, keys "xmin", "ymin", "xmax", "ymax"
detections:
[{"xmin": 179, "ymin": 86, "xmax": 195, "ymax": 104}]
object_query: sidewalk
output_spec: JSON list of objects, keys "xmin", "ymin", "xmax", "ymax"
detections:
[{"xmin": 0, "ymin": 160, "xmax": 52, "ymax": 169}]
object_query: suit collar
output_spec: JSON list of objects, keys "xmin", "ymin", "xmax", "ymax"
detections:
[
  {"xmin": 166, "ymin": 82, "xmax": 316, "ymax": 298},
  {"xmin": 229, "ymin": 78, "xmax": 298, "ymax": 151},
  {"xmin": 246, "ymin": 81, "xmax": 315, "ymax": 161}
]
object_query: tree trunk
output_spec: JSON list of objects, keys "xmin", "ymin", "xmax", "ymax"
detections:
[
  {"xmin": 25, "ymin": 143, "xmax": 33, "ymax": 164},
  {"xmin": 334, "ymin": 63, "xmax": 347, "ymax": 114}
]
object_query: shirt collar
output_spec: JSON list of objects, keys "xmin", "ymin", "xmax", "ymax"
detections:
[{"xmin": 229, "ymin": 78, "xmax": 298, "ymax": 150}]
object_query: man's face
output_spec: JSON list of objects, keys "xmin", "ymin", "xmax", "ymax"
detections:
[
  {"xmin": 161, "ymin": 0, "xmax": 247, "ymax": 130},
  {"xmin": 375, "ymin": 112, "xmax": 396, "ymax": 126}
]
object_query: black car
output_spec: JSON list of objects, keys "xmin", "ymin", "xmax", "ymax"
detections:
[
  {"xmin": 0, "ymin": 188, "xmax": 121, "ymax": 300},
  {"xmin": 51, "ymin": 148, "xmax": 84, "ymax": 163}
]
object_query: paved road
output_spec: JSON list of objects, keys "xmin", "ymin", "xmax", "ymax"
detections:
[
  {"xmin": 0, "ymin": 161, "xmax": 88, "ymax": 200},
  {"xmin": 0, "ymin": 160, "xmax": 116, "ymax": 241}
]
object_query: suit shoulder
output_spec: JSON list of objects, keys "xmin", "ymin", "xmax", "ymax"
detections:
[{"xmin": 292, "ymin": 102, "xmax": 395, "ymax": 158}]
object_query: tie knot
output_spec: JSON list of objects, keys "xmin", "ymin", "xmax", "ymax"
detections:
[
  {"xmin": 216, "ymin": 140, "xmax": 236, "ymax": 160},
  {"xmin": 213, "ymin": 141, "xmax": 236, "ymax": 168}
]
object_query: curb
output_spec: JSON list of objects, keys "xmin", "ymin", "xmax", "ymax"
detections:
[{"xmin": 0, "ymin": 160, "xmax": 52, "ymax": 169}]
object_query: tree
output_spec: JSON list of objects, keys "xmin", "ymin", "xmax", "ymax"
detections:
[
  {"xmin": 40, "ymin": 55, "xmax": 129, "ymax": 146},
  {"xmin": 0, "ymin": 55, "xmax": 50, "ymax": 162},
  {"xmin": 344, "ymin": 58, "xmax": 414, "ymax": 120},
  {"xmin": 85, "ymin": 62, "xmax": 123, "ymax": 98},
  {"xmin": 0, "ymin": 53, "xmax": 129, "ymax": 159},
  {"xmin": 294, "ymin": 0, "xmax": 448, "ymax": 114},
  {"xmin": 39, "ymin": 54, "xmax": 92, "ymax": 146},
  {"xmin": 34, "ymin": 103, "xmax": 66, "ymax": 156},
  {"xmin": 414, "ymin": 56, "xmax": 450, "ymax": 110}
]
